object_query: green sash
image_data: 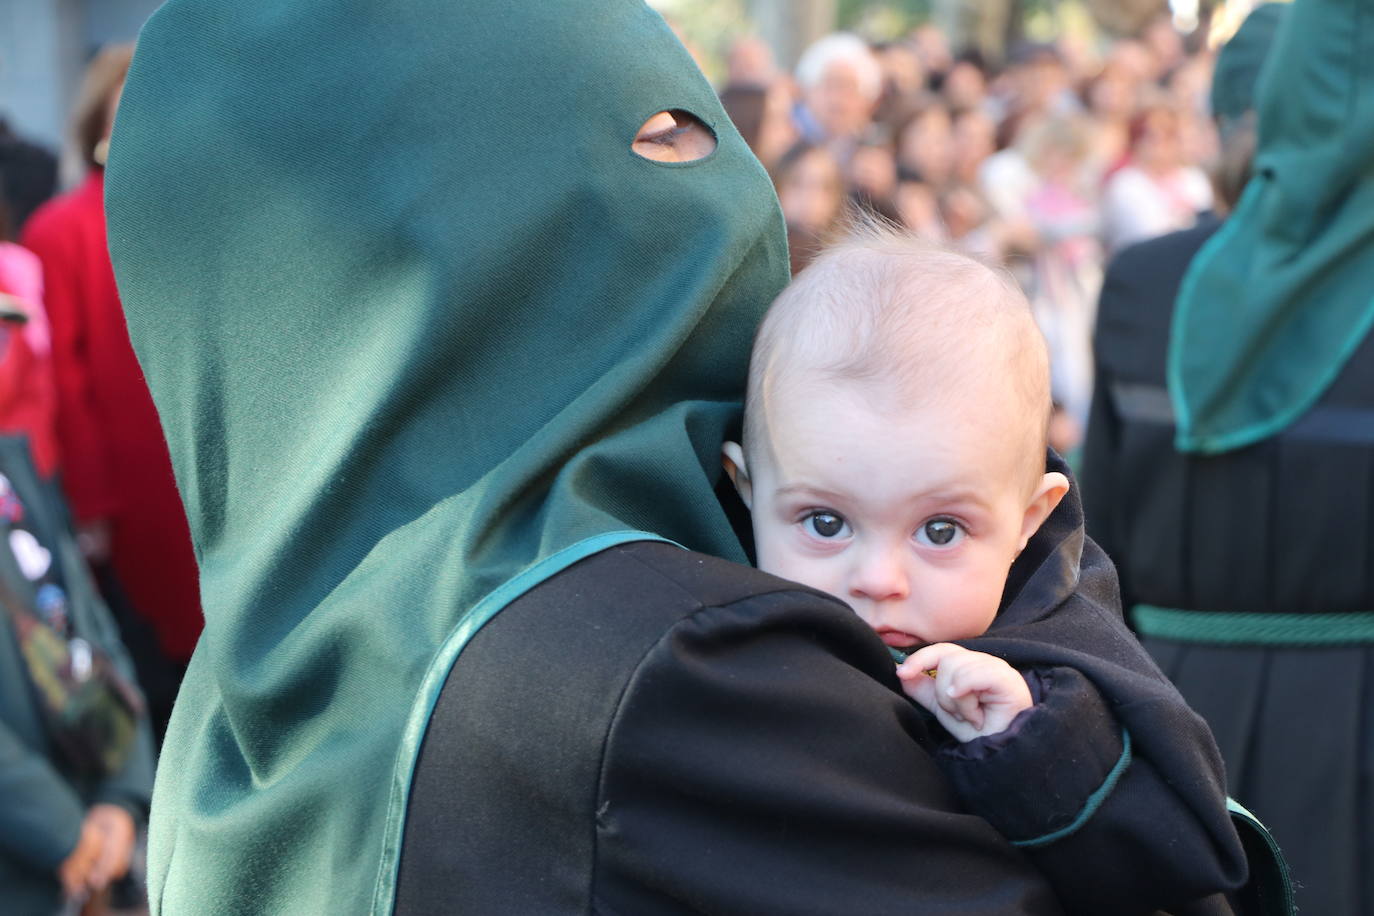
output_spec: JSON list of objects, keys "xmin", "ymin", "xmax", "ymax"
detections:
[{"xmin": 1134, "ymin": 605, "xmax": 1374, "ymax": 646}]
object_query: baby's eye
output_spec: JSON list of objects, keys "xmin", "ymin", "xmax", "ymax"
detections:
[
  {"xmin": 915, "ymin": 518, "xmax": 965, "ymax": 548},
  {"xmin": 805, "ymin": 511, "xmax": 850, "ymax": 539}
]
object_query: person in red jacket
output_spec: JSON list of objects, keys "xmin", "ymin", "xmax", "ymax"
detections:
[{"xmin": 21, "ymin": 45, "xmax": 202, "ymax": 739}]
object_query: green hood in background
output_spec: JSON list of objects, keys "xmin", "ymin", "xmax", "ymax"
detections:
[
  {"xmin": 105, "ymin": 1, "xmax": 788, "ymax": 911},
  {"xmin": 1169, "ymin": 0, "xmax": 1374, "ymax": 453}
]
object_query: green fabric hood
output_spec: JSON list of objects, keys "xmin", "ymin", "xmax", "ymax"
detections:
[
  {"xmin": 1209, "ymin": 3, "xmax": 1287, "ymax": 129},
  {"xmin": 1169, "ymin": 0, "xmax": 1374, "ymax": 453},
  {"xmin": 105, "ymin": 1, "xmax": 788, "ymax": 911}
]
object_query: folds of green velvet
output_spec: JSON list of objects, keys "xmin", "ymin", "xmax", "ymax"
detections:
[
  {"xmin": 104, "ymin": 2, "xmax": 788, "ymax": 910},
  {"xmin": 1170, "ymin": 0, "xmax": 1374, "ymax": 454}
]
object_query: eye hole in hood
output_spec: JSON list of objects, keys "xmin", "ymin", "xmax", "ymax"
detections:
[{"xmin": 632, "ymin": 109, "xmax": 716, "ymax": 163}]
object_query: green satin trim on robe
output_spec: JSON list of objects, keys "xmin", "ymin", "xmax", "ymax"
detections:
[
  {"xmin": 1226, "ymin": 797, "xmax": 1297, "ymax": 916},
  {"xmin": 1133, "ymin": 606, "xmax": 1374, "ymax": 646},
  {"xmin": 1012, "ymin": 729, "xmax": 1132, "ymax": 849},
  {"xmin": 1169, "ymin": 0, "xmax": 1374, "ymax": 454},
  {"xmin": 103, "ymin": 2, "xmax": 790, "ymax": 911},
  {"xmin": 373, "ymin": 530, "xmax": 679, "ymax": 912}
]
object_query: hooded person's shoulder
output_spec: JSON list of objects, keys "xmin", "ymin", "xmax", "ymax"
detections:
[
  {"xmin": 1096, "ymin": 216, "xmax": 1223, "ymax": 381},
  {"xmin": 1100, "ymin": 218, "xmax": 1221, "ymax": 321},
  {"xmin": 529, "ymin": 540, "xmax": 875, "ymax": 642}
]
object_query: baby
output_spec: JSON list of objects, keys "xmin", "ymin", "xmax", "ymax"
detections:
[
  {"xmin": 714, "ymin": 226, "xmax": 1252, "ymax": 909},
  {"xmin": 721, "ymin": 225, "xmax": 1068, "ymax": 742}
]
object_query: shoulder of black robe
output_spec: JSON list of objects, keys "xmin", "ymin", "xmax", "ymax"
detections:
[
  {"xmin": 1095, "ymin": 217, "xmax": 1222, "ymax": 386},
  {"xmin": 396, "ymin": 540, "xmax": 1066, "ymax": 916},
  {"xmin": 399, "ymin": 459, "xmax": 1245, "ymax": 915}
]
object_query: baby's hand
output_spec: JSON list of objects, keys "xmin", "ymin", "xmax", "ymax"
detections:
[{"xmin": 896, "ymin": 643, "xmax": 1032, "ymax": 743}]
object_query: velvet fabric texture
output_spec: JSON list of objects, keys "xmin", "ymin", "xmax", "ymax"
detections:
[
  {"xmin": 105, "ymin": 1, "xmax": 787, "ymax": 911},
  {"xmin": 22, "ymin": 170, "xmax": 202, "ymax": 662},
  {"xmin": 1170, "ymin": 0, "xmax": 1374, "ymax": 453}
]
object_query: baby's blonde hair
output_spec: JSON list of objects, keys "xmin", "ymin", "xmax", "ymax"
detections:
[{"xmin": 744, "ymin": 218, "xmax": 1052, "ymax": 487}]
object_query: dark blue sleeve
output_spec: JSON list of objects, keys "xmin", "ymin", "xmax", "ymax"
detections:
[{"xmin": 933, "ymin": 665, "xmax": 1241, "ymax": 914}]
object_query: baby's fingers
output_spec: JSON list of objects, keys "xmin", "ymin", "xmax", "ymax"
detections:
[
  {"xmin": 897, "ymin": 661, "xmax": 938, "ymax": 709},
  {"xmin": 937, "ymin": 677, "xmax": 986, "ymax": 730},
  {"xmin": 901, "ymin": 642, "xmax": 967, "ymax": 679}
]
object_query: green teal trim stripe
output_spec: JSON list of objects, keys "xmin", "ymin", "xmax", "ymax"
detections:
[
  {"xmin": 1134, "ymin": 605, "xmax": 1374, "ymax": 646},
  {"xmin": 370, "ymin": 531, "xmax": 682, "ymax": 915},
  {"xmin": 1227, "ymin": 797, "xmax": 1296, "ymax": 915},
  {"xmin": 1013, "ymin": 729, "xmax": 1132, "ymax": 849}
]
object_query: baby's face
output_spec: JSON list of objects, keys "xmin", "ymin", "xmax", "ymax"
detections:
[{"xmin": 731, "ymin": 377, "xmax": 1056, "ymax": 651}]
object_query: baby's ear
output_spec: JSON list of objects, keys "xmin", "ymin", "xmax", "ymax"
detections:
[
  {"xmin": 1018, "ymin": 471, "xmax": 1070, "ymax": 552},
  {"xmin": 721, "ymin": 441, "xmax": 753, "ymax": 509}
]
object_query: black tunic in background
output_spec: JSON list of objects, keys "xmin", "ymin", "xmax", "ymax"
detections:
[{"xmin": 1081, "ymin": 218, "xmax": 1374, "ymax": 915}]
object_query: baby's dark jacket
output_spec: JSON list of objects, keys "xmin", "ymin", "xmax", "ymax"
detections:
[{"xmin": 928, "ymin": 454, "xmax": 1245, "ymax": 914}]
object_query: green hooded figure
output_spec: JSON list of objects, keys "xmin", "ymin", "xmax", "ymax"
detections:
[
  {"xmin": 1170, "ymin": 0, "xmax": 1374, "ymax": 452},
  {"xmin": 107, "ymin": 1, "xmax": 787, "ymax": 910},
  {"xmin": 108, "ymin": 3, "xmax": 1271, "ymax": 914}
]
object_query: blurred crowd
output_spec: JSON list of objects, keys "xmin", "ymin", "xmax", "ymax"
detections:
[
  {"xmin": 0, "ymin": 11, "xmax": 1260, "ymax": 913},
  {"xmin": 2, "ymin": 44, "xmax": 195, "ymax": 915},
  {"xmin": 716, "ymin": 16, "xmax": 1220, "ymax": 452}
]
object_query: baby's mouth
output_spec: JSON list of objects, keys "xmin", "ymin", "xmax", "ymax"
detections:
[
  {"xmin": 875, "ymin": 627, "xmax": 921, "ymax": 649},
  {"xmin": 876, "ymin": 628, "xmax": 929, "ymax": 665},
  {"xmin": 873, "ymin": 626, "xmax": 917, "ymax": 648}
]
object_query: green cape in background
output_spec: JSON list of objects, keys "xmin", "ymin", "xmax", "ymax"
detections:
[
  {"xmin": 105, "ymin": 1, "xmax": 788, "ymax": 911},
  {"xmin": 1208, "ymin": 3, "xmax": 1286, "ymax": 130},
  {"xmin": 1169, "ymin": 0, "xmax": 1374, "ymax": 453}
]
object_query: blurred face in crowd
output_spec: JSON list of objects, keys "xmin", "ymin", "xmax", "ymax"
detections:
[
  {"xmin": 849, "ymin": 143, "xmax": 898, "ymax": 201},
  {"xmin": 952, "ymin": 110, "xmax": 996, "ymax": 182},
  {"xmin": 942, "ymin": 60, "xmax": 987, "ymax": 113},
  {"xmin": 940, "ymin": 184, "xmax": 987, "ymax": 240},
  {"xmin": 911, "ymin": 25, "xmax": 953, "ymax": 77},
  {"xmin": 777, "ymin": 147, "xmax": 845, "ymax": 233},
  {"xmin": 1167, "ymin": 55, "xmax": 1214, "ymax": 115},
  {"xmin": 878, "ymin": 43, "xmax": 926, "ymax": 102},
  {"xmin": 1018, "ymin": 53, "xmax": 1069, "ymax": 115},
  {"xmin": 1144, "ymin": 16, "xmax": 1184, "ymax": 76},
  {"xmin": 1132, "ymin": 107, "xmax": 1183, "ymax": 173},
  {"xmin": 1108, "ymin": 39, "xmax": 1155, "ymax": 85},
  {"xmin": 895, "ymin": 180, "xmax": 941, "ymax": 236},
  {"xmin": 897, "ymin": 107, "xmax": 953, "ymax": 184},
  {"xmin": 1087, "ymin": 64, "xmax": 1137, "ymax": 121},
  {"xmin": 1054, "ymin": 35, "xmax": 1097, "ymax": 88},
  {"xmin": 106, "ymin": 82, "xmax": 126, "ymax": 139},
  {"xmin": 806, "ymin": 58, "xmax": 879, "ymax": 140},
  {"xmin": 728, "ymin": 36, "xmax": 777, "ymax": 87},
  {"xmin": 757, "ymin": 82, "xmax": 801, "ymax": 171},
  {"xmin": 1176, "ymin": 111, "xmax": 1218, "ymax": 172}
]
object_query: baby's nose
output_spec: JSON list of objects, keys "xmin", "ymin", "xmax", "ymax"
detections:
[{"xmin": 848, "ymin": 549, "xmax": 911, "ymax": 603}]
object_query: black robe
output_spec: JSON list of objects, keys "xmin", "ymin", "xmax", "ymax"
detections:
[
  {"xmin": 395, "ymin": 467, "xmax": 1247, "ymax": 915},
  {"xmin": 1081, "ymin": 220, "xmax": 1374, "ymax": 915}
]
